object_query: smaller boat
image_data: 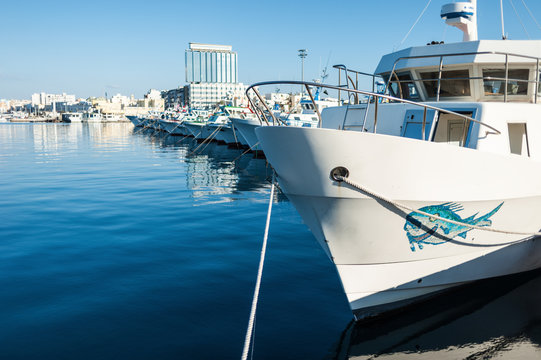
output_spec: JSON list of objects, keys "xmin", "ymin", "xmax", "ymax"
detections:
[
  {"xmin": 102, "ymin": 113, "xmax": 125, "ymax": 122},
  {"xmin": 82, "ymin": 111, "xmax": 103, "ymax": 122},
  {"xmin": 126, "ymin": 115, "xmax": 145, "ymax": 127},
  {"xmin": 64, "ymin": 112, "xmax": 83, "ymax": 123},
  {"xmin": 232, "ymin": 98, "xmax": 338, "ymax": 152},
  {"xmin": 211, "ymin": 106, "xmax": 253, "ymax": 145},
  {"xmin": 182, "ymin": 110, "xmax": 210, "ymax": 139}
]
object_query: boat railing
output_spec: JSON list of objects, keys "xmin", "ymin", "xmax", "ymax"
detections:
[
  {"xmin": 387, "ymin": 50, "xmax": 541, "ymax": 103},
  {"xmin": 245, "ymin": 80, "xmax": 501, "ymax": 144},
  {"xmin": 333, "ymin": 65, "xmax": 385, "ymax": 104}
]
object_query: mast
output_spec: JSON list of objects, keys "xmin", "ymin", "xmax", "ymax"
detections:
[
  {"xmin": 500, "ymin": 0, "xmax": 506, "ymax": 39},
  {"xmin": 441, "ymin": 0, "xmax": 478, "ymax": 42}
]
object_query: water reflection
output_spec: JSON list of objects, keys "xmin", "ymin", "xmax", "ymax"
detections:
[
  {"xmin": 330, "ymin": 270, "xmax": 541, "ymax": 359},
  {"xmin": 132, "ymin": 127, "xmax": 279, "ymax": 203}
]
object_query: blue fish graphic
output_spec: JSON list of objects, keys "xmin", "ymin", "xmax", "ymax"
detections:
[{"xmin": 404, "ymin": 202, "xmax": 503, "ymax": 251}]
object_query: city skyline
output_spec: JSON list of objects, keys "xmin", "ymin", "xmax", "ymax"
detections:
[{"xmin": 2, "ymin": 0, "xmax": 541, "ymax": 99}]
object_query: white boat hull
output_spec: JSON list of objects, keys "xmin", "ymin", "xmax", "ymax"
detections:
[
  {"xmin": 256, "ymin": 126, "xmax": 541, "ymax": 319},
  {"xmin": 183, "ymin": 122, "xmax": 206, "ymax": 139},
  {"xmin": 231, "ymin": 117, "xmax": 267, "ymax": 151},
  {"xmin": 169, "ymin": 122, "xmax": 186, "ymax": 136}
]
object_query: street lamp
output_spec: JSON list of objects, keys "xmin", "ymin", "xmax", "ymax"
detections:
[{"xmin": 298, "ymin": 49, "xmax": 307, "ymax": 94}]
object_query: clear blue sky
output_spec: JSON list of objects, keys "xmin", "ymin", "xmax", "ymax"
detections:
[{"xmin": 2, "ymin": 0, "xmax": 541, "ymax": 99}]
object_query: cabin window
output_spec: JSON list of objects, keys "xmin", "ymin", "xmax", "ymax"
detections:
[
  {"xmin": 387, "ymin": 72, "xmax": 420, "ymax": 100},
  {"xmin": 420, "ymin": 70, "xmax": 471, "ymax": 98},
  {"xmin": 508, "ymin": 123, "xmax": 530, "ymax": 156},
  {"xmin": 432, "ymin": 112, "xmax": 472, "ymax": 147},
  {"xmin": 483, "ymin": 69, "xmax": 529, "ymax": 96},
  {"xmin": 538, "ymin": 70, "xmax": 541, "ymax": 96}
]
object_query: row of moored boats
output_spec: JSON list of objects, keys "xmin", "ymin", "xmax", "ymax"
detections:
[{"xmin": 126, "ymin": 99, "xmax": 338, "ymax": 152}]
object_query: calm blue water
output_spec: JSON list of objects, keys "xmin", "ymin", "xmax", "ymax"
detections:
[
  {"xmin": 0, "ymin": 123, "xmax": 351, "ymax": 359},
  {"xmin": 2, "ymin": 123, "xmax": 541, "ymax": 359}
]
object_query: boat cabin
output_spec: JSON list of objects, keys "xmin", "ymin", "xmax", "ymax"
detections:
[
  {"xmin": 375, "ymin": 40, "xmax": 541, "ymax": 103},
  {"xmin": 321, "ymin": 40, "xmax": 541, "ymax": 161}
]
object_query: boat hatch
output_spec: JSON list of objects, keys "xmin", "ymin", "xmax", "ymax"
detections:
[
  {"xmin": 432, "ymin": 110, "xmax": 475, "ymax": 147},
  {"xmin": 508, "ymin": 123, "xmax": 530, "ymax": 156},
  {"xmin": 400, "ymin": 109, "xmax": 437, "ymax": 140},
  {"xmin": 401, "ymin": 109, "xmax": 478, "ymax": 148}
]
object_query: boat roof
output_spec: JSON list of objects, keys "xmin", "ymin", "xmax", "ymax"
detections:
[{"xmin": 375, "ymin": 40, "xmax": 541, "ymax": 75}]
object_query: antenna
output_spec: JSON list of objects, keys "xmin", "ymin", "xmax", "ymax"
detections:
[
  {"xmin": 441, "ymin": 0, "xmax": 478, "ymax": 41},
  {"xmin": 321, "ymin": 52, "xmax": 331, "ymax": 83},
  {"xmin": 298, "ymin": 49, "xmax": 308, "ymax": 95},
  {"xmin": 500, "ymin": 0, "xmax": 506, "ymax": 39}
]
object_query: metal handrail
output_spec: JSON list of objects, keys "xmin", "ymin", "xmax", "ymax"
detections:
[
  {"xmin": 333, "ymin": 65, "xmax": 384, "ymax": 104},
  {"xmin": 385, "ymin": 50, "xmax": 541, "ymax": 103},
  {"xmin": 245, "ymin": 80, "xmax": 502, "ymax": 140}
]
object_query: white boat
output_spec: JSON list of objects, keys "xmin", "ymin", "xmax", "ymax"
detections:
[
  {"xmin": 230, "ymin": 115, "xmax": 263, "ymax": 150},
  {"xmin": 232, "ymin": 98, "xmax": 338, "ymax": 152},
  {"xmin": 83, "ymin": 111, "xmax": 103, "ymax": 122},
  {"xmin": 127, "ymin": 115, "xmax": 144, "ymax": 127},
  {"xmin": 65, "ymin": 112, "xmax": 83, "ymax": 123},
  {"xmin": 255, "ymin": 0, "xmax": 541, "ymax": 320},
  {"xmin": 182, "ymin": 110, "xmax": 210, "ymax": 139},
  {"xmin": 208, "ymin": 106, "xmax": 252, "ymax": 145},
  {"xmin": 102, "ymin": 113, "xmax": 124, "ymax": 122}
]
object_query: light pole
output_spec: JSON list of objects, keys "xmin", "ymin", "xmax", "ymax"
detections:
[{"xmin": 298, "ymin": 49, "xmax": 307, "ymax": 95}]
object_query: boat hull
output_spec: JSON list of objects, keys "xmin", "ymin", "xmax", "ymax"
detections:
[
  {"xmin": 169, "ymin": 123, "xmax": 186, "ymax": 136},
  {"xmin": 231, "ymin": 117, "xmax": 267, "ymax": 151},
  {"xmin": 126, "ymin": 116, "xmax": 143, "ymax": 127},
  {"xmin": 256, "ymin": 126, "xmax": 541, "ymax": 319},
  {"xmin": 183, "ymin": 122, "xmax": 206, "ymax": 139}
]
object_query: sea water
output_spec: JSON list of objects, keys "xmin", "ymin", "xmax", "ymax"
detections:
[{"xmin": 1, "ymin": 123, "xmax": 540, "ymax": 359}]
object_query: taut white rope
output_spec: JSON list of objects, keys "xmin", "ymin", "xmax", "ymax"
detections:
[{"xmin": 241, "ymin": 181, "xmax": 275, "ymax": 360}]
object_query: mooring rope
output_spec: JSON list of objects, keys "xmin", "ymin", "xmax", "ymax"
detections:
[
  {"xmin": 167, "ymin": 120, "xmax": 184, "ymax": 136},
  {"xmin": 241, "ymin": 180, "xmax": 275, "ymax": 360},
  {"xmin": 190, "ymin": 124, "xmax": 223, "ymax": 155},
  {"xmin": 133, "ymin": 118, "xmax": 157, "ymax": 134},
  {"xmin": 232, "ymin": 141, "xmax": 261, "ymax": 163},
  {"xmin": 231, "ymin": 122, "xmax": 239, "ymax": 144},
  {"xmin": 336, "ymin": 175, "xmax": 541, "ymax": 238}
]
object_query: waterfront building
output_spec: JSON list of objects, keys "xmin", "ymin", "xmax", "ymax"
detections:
[
  {"xmin": 186, "ymin": 43, "xmax": 238, "ymax": 84},
  {"xmin": 123, "ymin": 89, "xmax": 165, "ymax": 116},
  {"xmin": 187, "ymin": 82, "xmax": 247, "ymax": 109},
  {"xmin": 170, "ymin": 42, "xmax": 247, "ymax": 109},
  {"xmin": 0, "ymin": 100, "xmax": 10, "ymax": 113},
  {"xmin": 31, "ymin": 92, "xmax": 76, "ymax": 107},
  {"xmin": 162, "ymin": 87, "xmax": 187, "ymax": 110},
  {"xmin": 91, "ymin": 89, "xmax": 163, "ymax": 115}
]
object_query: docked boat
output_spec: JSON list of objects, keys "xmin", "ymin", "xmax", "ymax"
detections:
[
  {"xmin": 64, "ymin": 112, "xmax": 83, "ymax": 123},
  {"xmin": 208, "ymin": 106, "xmax": 252, "ymax": 145},
  {"xmin": 102, "ymin": 113, "xmax": 125, "ymax": 122},
  {"xmin": 182, "ymin": 110, "xmax": 210, "ymax": 139},
  {"xmin": 82, "ymin": 111, "xmax": 103, "ymax": 122},
  {"xmin": 127, "ymin": 115, "xmax": 144, "ymax": 127},
  {"xmin": 158, "ymin": 111, "xmax": 186, "ymax": 135},
  {"xmin": 230, "ymin": 115, "xmax": 263, "ymax": 151},
  {"xmin": 232, "ymin": 98, "xmax": 338, "ymax": 152},
  {"xmin": 254, "ymin": 0, "xmax": 541, "ymax": 320}
]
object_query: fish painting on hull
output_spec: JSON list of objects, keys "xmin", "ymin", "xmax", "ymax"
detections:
[{"xmin": 404, "ymin": 202, "xmax": 503, "ymax": 251}]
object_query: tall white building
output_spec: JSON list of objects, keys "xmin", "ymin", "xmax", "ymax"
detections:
[{"xmin": 185, "ymin": 43, "xmax": 238, "ymax": 84}]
